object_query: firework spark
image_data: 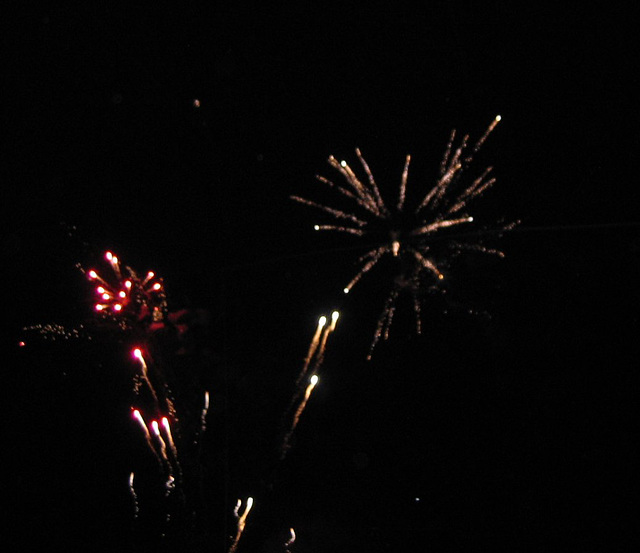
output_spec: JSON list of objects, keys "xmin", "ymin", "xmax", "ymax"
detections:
[
  {"xmin": 132, "ymin": 347, "xmax": 161, "ymax": 406},
  {"xmin": 280, "ymin": 312, "xmax": 338, "ymax": 459},
  {"xmin": 292, "ymin": 116, "xmax": 514, "ymax": 358},
  {"xmin": 295, "ymin": 311, "xmax": 339, "ymax": 387},
  {"xmin": 84, "ymin": 251, "xmax": 166, "ymax": 328},
  {"xmin": 285, "ymin": 527, "xmax": 296, "ymax": 552},
  {"xmin": 128, "ymin": 472, "xmax": 139, "ymax": 518},
  {"xmin": 132, "ymin": 409, "xmax": 162, "ymax": 464},
  {"xmin": 280, "ymin": 374, "xmax": 320, "ymax": 460},
  {"xmin": 228, "ymin": 497, "xmax": 254, "ymax": 553}
]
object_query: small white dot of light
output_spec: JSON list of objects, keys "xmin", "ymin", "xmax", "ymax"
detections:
[
  {"xmin": 97, "ymin": 286, "xmax": 106, "ymax": 294},
  {"xmin": 310, "ymin": 375, "xmax": 319, "ymax": 385},
  {"xmin": 314, "ymin": 225, "xmax": 320, "ymax": 230},
  {"xmin": 343, "ymin": 288, "xmax": 349, "ymax": 294},
  {"xmin": 318, "ymin": 316, "xmax": 327, "ymax": 327},
  {"xmin": 331, "ymin": 311, "xmax": 339, "ymax": 322},
  {"xmin": 114, "ymin": 304, "xmax": 122, "ymax": 311},
  {"xmin": 118, "ymin": 291, "xmax": 126, "ymax": 298},
  {"xmin": 105, "ymin": 252, "xmax": 113, "ymax": 261},
  {"xmin": 152, "ymin": 283, "xmax": 161, "ymax": 291},
  {"xmin": 496, "ymin": 115, "xmax": 502, "ymax": 121},
  {"xmin": 88, "ymin": 270, "xmax": 98, "ymax": 279},
  {"xmin": 125, "ymin": 280, "xmax": 132, "ymax": 288},
  {"xmin": 415, "ymin": 497, "xmax": 420, "ymax": 502},
  {"xmin": 102, "ymin": 293, "xmax": 110, "ymax": 300},
  {"xmin": 340, "ymin": 160, "xmax": 347, "ymax": 167}
]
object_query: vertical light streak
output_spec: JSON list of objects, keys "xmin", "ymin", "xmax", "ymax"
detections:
[
  {"xmin": 151, "ymin": 420, "xmax": 170, "ymax": 464},
  {"xmin": 133, "ymin": 348, "xmax": 160, "ymax": 406},
  {"xmin": 161, "ymin": 417, "xmax": 179, "ymax": 462},
  {"xmin": 128, "ymin": 472, "xmax": 139, "ymax": 518},
  {"xmin": 200, "ymin": 390, "xmax": 210, "ymax": 433},
  {"xmin": 132, "ymin": 409, "xmax": 161, "ymax": 463},
  {"xmin": 228, "ymin": 497, "xmax": 254, "ymax": 553}
]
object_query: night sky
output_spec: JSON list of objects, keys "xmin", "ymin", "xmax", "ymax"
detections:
[{"xmin": 4, "ymin": 3, "xmax": 639, "ymax": 552}]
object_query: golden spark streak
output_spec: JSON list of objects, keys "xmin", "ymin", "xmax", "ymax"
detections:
[{"xmin": 228, "ymin": 497, "xmax": 254, "ymax": 553}]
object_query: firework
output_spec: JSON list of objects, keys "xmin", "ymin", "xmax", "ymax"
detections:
[
  {"xmin": 295, "ymin": 311, "xmax": 339, "ymax": 387},
  {"xmin": 228, "ymin": 497, "xmax": 254, "ymax": 553},
  {"xmin": 128, "ymin": 472, "xmax": 139, "ymax": 518},
  {"xmin": 285, "ymin": 528, "xmax": 296, "ymax": 552},
  {"xmin": 280, "ymin": 374, "xmax": 321, "ymax": 461},
  {"xmin": 132, "ymin": 409, "xmax": 162, "ymax": 464},
  {"xmin": 280, "ymin": 312, "xmax": 338, "ymax": 460},
  {"xmin": 292, "ymin": 116, "xmax": 515, "ymax": 358},
  {"xmin": 84, "ymin": 250, "xmax": 166, "ymax": 329}
]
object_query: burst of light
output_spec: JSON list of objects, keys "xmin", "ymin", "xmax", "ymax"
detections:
[
  {"xmin": 83, "ymin": 252, "xmax": 167, "ymax": 328},
  {"xmin": 292, "ymin": 115, "xmax": 514, "ymax": 357}
]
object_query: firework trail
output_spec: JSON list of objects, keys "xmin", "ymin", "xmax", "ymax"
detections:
[
  {"xmin": 279, "ymin": 370, "xmax": 320, "ymax": 462},
  {"xmin": 295, "ymin": 311, "xmax": 339, "ymax": 387},
  {"xmin": 133, "ymin": 347, "xmax": 161, "ymax": 406},
  {"xmin": 279, "ymin": 312, "xmax": 339, "ymax": 460},
  {"xmin": 128, "ymin": 472, "xmax": 139, "ymax": 519},
  {"xmin": 132, "ymin": 408, "xmax": 162, "ymax": 465},
  {"xmin": 290, "ymin": 375, "xmax": 319, "ymax": 436},
  {"xmin": 228, "ymin": 497, "xmax": 254, "ymax": 553},
  {"xmin": 285, "ymin": 528, "xmax": 296, "ymax": 552},
  {"xmin": 292, "ymin": 116, "xmax": 515, "ymax": 358}
]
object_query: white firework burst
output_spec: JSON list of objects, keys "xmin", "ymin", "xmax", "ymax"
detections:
[{"xmin": 292, "ymin": 116, "xmax": 515, "ymax": 358}]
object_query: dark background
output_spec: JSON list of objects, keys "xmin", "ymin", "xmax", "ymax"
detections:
[{"xmin": 3, "ymin": 3, "xmax": 638, "ymax": 551}]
